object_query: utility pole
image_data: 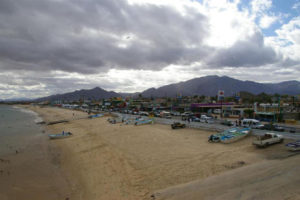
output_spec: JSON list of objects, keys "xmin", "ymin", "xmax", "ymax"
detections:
[
  {"xmin": 220, "ymin": 99, "xmax": 223, "ymax": 118},
  {"xmin": 277, "ymin": 96, "xmax": 281, "ymax": 122}
]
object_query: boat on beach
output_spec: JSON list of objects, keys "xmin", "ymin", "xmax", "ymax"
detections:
[
  {"xmin": 48, "ymin": 131, "xmax": 72, "ymax": 139},
  {"xmin": 209, "ymin": 127, "xmax": 251, "ymax": 143},
  {"xmin": 88, "ymin": 113, "xmax": 104, "ymax": 119},
  {"xmin": 108, "ymin": 117, "xmax": 123, "ymax": 124},
  {"xmin": 134, "ymin": 118, "xmax": 154, "ymax": 126},
  {"xmin": 285, "ymin": 140, "xmax": 300, "ymax": 151}
]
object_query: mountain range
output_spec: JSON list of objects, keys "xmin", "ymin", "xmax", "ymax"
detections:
[
  {"xmin": 140, "ymin": 76, "xmax": 300, "ymax": 97},
  {"xmin": 35, "ymin": 76, "xmax": 300, "ymax": 101},
  {"xmin": 36, "ymin": 87, "xmax": 119, "ymax": 102}
]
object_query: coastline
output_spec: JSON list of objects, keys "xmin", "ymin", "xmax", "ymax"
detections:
[
  {"xmin": 3, "ymin": 105, "xmax": 300, "ymax": 200},
  {"xmin": 0, "ymin": 105, "xmax": 72, "ymax": 200}
]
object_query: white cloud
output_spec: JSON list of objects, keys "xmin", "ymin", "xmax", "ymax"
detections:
[
  {"xmin": 292, "ymin": 2, "xmax": 300, "ymax": 10},
  {"xmin": 250, "ymin": 0, "xmax": 279, "ymax": 29},
  {"xmin": 202, "ymin": 0, "xmax": 257, "ymax": 48},
  {"xmin": 266, "ymin": 16, "xmax": 300, "ymax": 61},
  {"xmin": 251, "ymin": 0, "xmax": 272, "ymax": 15},
  {"xmin": 259, "ymin": 14, "xmax": 277, "ymax": 29}
]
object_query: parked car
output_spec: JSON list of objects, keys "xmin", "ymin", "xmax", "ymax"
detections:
[
  {"xmin": 213, "ymin": 109, "xmax": 221, "ymax": 114},
  {"xmin": 181, "ymin": 112, "xmax": 193, "ymax": 121},
  {"xmin": 154, "ymin": 112, "xmax": 160, "ymax": 117},
  {"xmin": 181, "ymin": 112, "xmax": 193, "ymax": 117},
  {"xmin": 289, "ymin": 127, "xmax": 296, "ymax": 133},
  {"xmin": 252, "ymin": 133, "xmax": 284, "ymax": 147},
  {"xmin": 191, "ymin": 116, "xmax": 200, "ymax": 122},
  {"xmin": 260, "ymin": 124, "xmax": 285, "ymax": 132},
  {"xmin": 171, "ymin": 111, "xmax": 181, "ymax": 116},
  {"xmin": 139, "ymin": 111, "xmax": 149, "ymax": 116},
  {"xmin": 171, "ymin": 122, "xmax": 186, "ymax": 129},
  {"xmin": 200, "ymin": 115, "xmax": 213, "ymax": 123},
  {"xmin": 221, "ymin": 119, "xmax": 234, "ymax": 126},
  {"xmin": 133, "ymin": 111, "xmax": 139, "ymax": 115},
  {"xmin": 160, "ymin": 111, "xmax": 172, "ymax": 119}
]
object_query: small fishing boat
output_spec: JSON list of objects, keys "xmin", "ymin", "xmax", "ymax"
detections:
[
  {"xmin": 48, "ymin": 131, "xmax": 72, "ymax": 139},
  {"xmin": 134, "ymin": 119, "xmax": 154, "ymax": 126},
  {"xmin": 88, "ymin": 114, "xmax": 104, "ymax": 119},
  {"xmin": 108, "ymin": 117, "xmax": 123, "ymax": 124},
  {"xmin": 208, "ymin": 127, "xmax": 251, "ymax": 143},
  {"xmin": 221, "ymin": 127, "xmax": 251, "ymax": 143},
  {"xmin": 285, "ymin": 140, "xmax": 300, "ymax": 151}
]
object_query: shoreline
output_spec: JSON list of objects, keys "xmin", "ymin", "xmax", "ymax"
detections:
[
  {"xmin": 0, "ymin": 105, "xmax": 72, "ymax": 200},
  {"xmin": 2, "ymin": 105, "xmax": 300, "ymax": 200}
]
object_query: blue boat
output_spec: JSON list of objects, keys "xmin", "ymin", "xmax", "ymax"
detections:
[
  {"xmin": 285, "ymin": 140, "xmax": 300, "ymax": 151},
  {"xmin": 134, "ymin": 118, "xmax": 154, "ymax": 126},
  {"xmin": 88, "ymin": 114, "xmax": 104, "ymax": 119},
  {"xmin": 208, "ymin": 127, "xmax": 251, "ymax": 143},
  {"xmin": 48, "ymin": 131, "xmax": 72, "ymax": 139}
]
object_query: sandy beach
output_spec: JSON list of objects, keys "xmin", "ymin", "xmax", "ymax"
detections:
[{"xmin": 2, "ymin": 105, "xmax": 300, "ymax": 200}]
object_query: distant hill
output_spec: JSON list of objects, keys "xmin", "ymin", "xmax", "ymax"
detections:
[
  {"xmin": 140, "ymin": 76, "xmax": 300, "ymax": 97},
  {"xmin": 1, "ymin": 97, "xmax": 32, "ymax": 102},
  {"xmin": 35, "ymin": 76, "xmax": 300, "ymax": 102},
  {"xmin": 36, "ymin": 87, "xmax": 119, "ymax": 102}
]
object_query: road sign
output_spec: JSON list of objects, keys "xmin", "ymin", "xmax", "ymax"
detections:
[{"xmin": 218, "ymin": 90, "xmax": 224, "ymax": 101}]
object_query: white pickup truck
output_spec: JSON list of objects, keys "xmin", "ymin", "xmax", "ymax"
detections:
[{"xmin": 252, "ymin": 133, "xmax": 284, "ymax": 147}]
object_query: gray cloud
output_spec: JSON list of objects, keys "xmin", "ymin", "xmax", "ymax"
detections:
[
  {"xmin": 0, "ymin": 0, "xmax": 289, "ymax": 73},
  {"xmin": 206, "ymin": 32, "xmax": 279, "ymax": 68},
  {"xmin": 0, "ymin": 0, "xmax": 299, "ymax": 99},
  {"xmin": 0, "ymin": 0, "xmax": 208, "ymax": 74},
  {"xmin": 0, "ymin": 69, "xmax": 137, "ymax": 99}
]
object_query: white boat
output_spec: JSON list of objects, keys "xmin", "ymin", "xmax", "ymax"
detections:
[
  {"xmin": 285, "ymin": 140, "xmax": 300, "ymax": 151},
  {"xmin": 134, "ymin": 118, "xmax": 154, "ymax": 126},
  {"xmin": 48, "ymin": 131, "xmax": 72, "ymax": 139}
]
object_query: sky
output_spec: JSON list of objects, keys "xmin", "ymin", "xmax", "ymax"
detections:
[{"xmin": 0, "ymin": 0, "xmax": 300, "ymax": 99}]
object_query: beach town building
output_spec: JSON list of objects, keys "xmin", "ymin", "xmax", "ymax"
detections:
[
  {"xmin": 190, "ymin": 102, "xmax": 245, "ymax": 118},
  {"xmin": 254, "ymin": 102, "xmax": 300, "ymax": 122}
]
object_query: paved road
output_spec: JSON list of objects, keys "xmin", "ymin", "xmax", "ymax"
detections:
[{"xmin": 114, "ymin": 112, "xmax": 300, "ymax": 140}]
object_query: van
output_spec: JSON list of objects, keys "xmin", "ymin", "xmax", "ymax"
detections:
[
  {"xmin": 160, "ymin": 111, "xmax": 172, "ymax": 119},
  {"xmin": 213, "ymin": 109, "xmax": 221, "ymax": 114},
  {"xmin": 242, "ymin": 119, "xmax": 263, "ymax": 129}
]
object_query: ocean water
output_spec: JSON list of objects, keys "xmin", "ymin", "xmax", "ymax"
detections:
[{"xmin": 0, "ymin": 105, "xmax": 43, "ymax": 156}]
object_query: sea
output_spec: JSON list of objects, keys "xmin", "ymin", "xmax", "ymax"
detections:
[{"xmin": 0, "ymin": 105, "xmax": 44, "ymax": 157}]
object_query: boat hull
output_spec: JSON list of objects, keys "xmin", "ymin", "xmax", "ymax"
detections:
[
  {"xmin": 214, "ymin": 128, "xmax": 251, "ymax": 144},
  {"xmin": 48, "ymin": 132, "xmax": 72, "ymax": 139},
  {"xmin": 285, "ymin": 140, "xmax": 300, "ymax": 151}
]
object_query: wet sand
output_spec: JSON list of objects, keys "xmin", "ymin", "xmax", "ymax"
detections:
[
  {"xmin": 0, "ymin": 127, "xmax": 71, "ymax": 200},
  {"xmin": 3, "ymin": 105, "xmax": 299, "ymax": 200}
]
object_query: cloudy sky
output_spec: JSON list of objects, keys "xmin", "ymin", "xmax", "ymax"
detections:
[{"xmin": 0, "ymin": 0, "xmax": 300, "ymax": 99}]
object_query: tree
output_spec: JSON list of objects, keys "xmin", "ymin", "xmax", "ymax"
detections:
[{"xmin": 244, "ymin": 109, "xmax": 254, "ymax": 118}]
